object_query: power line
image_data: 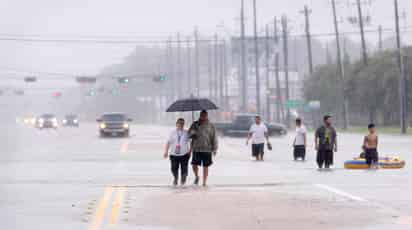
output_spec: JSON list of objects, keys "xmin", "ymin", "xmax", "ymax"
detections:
[{"xmin": 1, "ymin": 26, "xmax": 412, "ymax": 45}]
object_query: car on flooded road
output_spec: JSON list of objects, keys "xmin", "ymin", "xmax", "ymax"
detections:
[
  {"xmin": 97, "ymin": 113, "xmax": 132, "ymax": 137},
  {"xmin": 62, "ymin": 114, "xmax": 79, "ymax": 127},
  {"xmin": 215, "ymin": 113, "xmax": 287, "ymax": 137},
  {"xmin": 36, "ymin": 114, "xmax": 58, "ymax": 130}
]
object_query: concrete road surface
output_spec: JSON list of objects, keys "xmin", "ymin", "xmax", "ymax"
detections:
[{"xmin": 1, "ymin": 122, "xmax": 412, "ymax": 230}]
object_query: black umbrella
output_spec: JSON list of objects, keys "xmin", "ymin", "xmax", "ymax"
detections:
[
  {"xmin": 166, "ymin": 97, "xmax": 218, "ymax": 112},
  {"xmin": 166, "ymin": 97, "xmax": 218, "ymax": 120}
]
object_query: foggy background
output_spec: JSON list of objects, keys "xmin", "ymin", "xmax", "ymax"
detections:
[{"xmin": 1, "ymin": 0, "xmax": 411, "ymax": 127}]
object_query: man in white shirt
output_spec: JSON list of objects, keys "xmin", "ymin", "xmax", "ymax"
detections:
[
  {"xmin": 246, "ymin": 116, "xmax": 269, "ymax": 161},
  {"xmin": 164, "ymin": 118, "xmax": 191, "ymax": 186},
  {"xmin": 293, "ymin": 118, "xmax": 307, "ymax": 161}
]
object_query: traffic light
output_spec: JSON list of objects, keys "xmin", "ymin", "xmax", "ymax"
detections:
[
  {"xmin": 87, "ymin": 90, "xmax": 96, "ymax": 96},
  {"xmin": 76, "ymin": 76, "xmax": 97, "ymax": 84},
  {"xmin": 153, "ymin": 75, "xmax": 167, "ymax": 83},
  {"xmin": 117, "ymin": 77, "xmax": 130, "ymax": 84},
  {"xmin": 24, "ymin": 76, "xmax": 37, "ymax": 83}
]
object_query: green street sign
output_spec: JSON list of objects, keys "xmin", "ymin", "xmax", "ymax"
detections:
[
  {"xmin": 284, "ymin": 100, "xmax": 304, "ymax": 109},
  {"xmin": 159, "ymin": 75, "xmax": 167, "ymax": 81}
]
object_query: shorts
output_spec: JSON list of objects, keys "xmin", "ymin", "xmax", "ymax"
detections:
[
  {"xmin": 293, "ymin": 145, "xmax": 306, "ymax": 160},
  {"xmin": 252, "ymin": 143, "xmax": 265, "ymax": 157},
  {"xmin": 191, "ymin": 152, "xmax": 213, "ymax": 167},
  {"xmin": 365, "ymin": 148, "xmax": 378, "ymax": 165}
]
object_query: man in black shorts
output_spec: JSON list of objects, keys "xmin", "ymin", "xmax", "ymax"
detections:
[{"xmin": 189, "ymin": 110, "xmax": 218, "ymax": 186}]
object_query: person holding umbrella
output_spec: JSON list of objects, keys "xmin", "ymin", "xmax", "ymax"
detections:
[
  {"xmin": 189, "ymin": 110, "xmax": 218, "ymax": 187},
  {"xmin": 164, "ymin": 118, "xmax": 191, "ymax": 186}
]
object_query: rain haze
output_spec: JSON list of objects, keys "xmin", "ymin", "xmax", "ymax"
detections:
[{"xmin": 1, "ymin": 0, "xmax": 412, "ymax": 230}]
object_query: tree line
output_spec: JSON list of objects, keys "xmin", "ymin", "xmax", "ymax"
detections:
[{"xmin": 304, "ymin": 47, "xmax": 412, "ymax": 127}]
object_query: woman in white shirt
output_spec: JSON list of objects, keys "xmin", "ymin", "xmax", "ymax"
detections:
[
  {"xmin": 164, "ymin": 118, "xmax": 191, "ymax": 186},
  {"xmin": 293, "ymin": 118, "xmax": 307, "ymax": 161}
]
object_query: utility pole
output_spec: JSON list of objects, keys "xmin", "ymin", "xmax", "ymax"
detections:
[
  {"xmin": 265, "ymin": 25, "xmax": 271, "ymax": 122},
  {"xmin": 176, "ymin": 32, "xmax": 182, "ymax": 99},
  {"xmin": 208, "ymin": 41, "xmax": 213, "ymax": 98},
  {"xmin": 194, "ymin": 28, "xmax": 200, "ymax": 96},
  {"xmin": 165, "ymin": 38, "xmax": 173, "ymax": 103},
  {"xmin": 274, "ymin": 17, "xmax": 283, "ymax": 123},
  {"xmin": 240, "ymin": 0, "xmax": 247, "ymax": 112},
  {"xmin": 219, "ymin": 40, "xmax": 225, "ymax": 108},
  {"xmin": 253, "ymin": 0, "xmax": 261, "ymax": 115},
  {"xmin": 214, "ymin": 34, "xmax": 219, "ymax": 102},
  {"xmin": 356, "ymin": 0, "xmax": 368, "ymax": 65},
  {"xmin": 168, "ymin": 37, "xmax": 176, "ymax": 101},
  {"xmin": 223, "ymin": 39, "xmax": 229, "ymax": 108},
  {"xmin": 303, "ymin": 5, "xmax": 314, "ymax": 75},
  {"xmin": 394, "ymin": 0, "xmax": 407, "ymax": 134},
  {"xmin": 186, "ymin": 37, "xmax": 192, "ymax": 95},
  {"xmin": 281, "ymin": 15, "xmax": 290, "ymax": 128},
  {"xmin": 331, "ymin": 0, "xmax": 349, "ymax": 129},
  {"xmin": 378, "ymin": 25, "xmax": 383, "ymax": 52}
]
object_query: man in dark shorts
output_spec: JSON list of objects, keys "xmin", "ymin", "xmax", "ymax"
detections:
[
  {"xmin": 189, "ymin": 110, "xmax": 218, "ymax": 186},
  {"xmin": 293, "ymin": 118, "xmax": 307, "ymax": 161},
  {"xmin": 363, "ymin": 123, "xmax": 379, "ymax": 168},
  {"xmin": 246, "ymin": 116, "xmax": 269, "ymax": 161},
  {"xmin": 315, "ymin": 115, "xmax": 337, "ymax": 169}
]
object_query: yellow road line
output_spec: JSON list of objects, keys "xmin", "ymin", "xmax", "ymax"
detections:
[
  {"xmin": 88, "ymin": 187, "xmax": 114, "ymax": 230},
  {"xmin": 109, "ymin": 187, "xmax": 126, "ymax": 227}
]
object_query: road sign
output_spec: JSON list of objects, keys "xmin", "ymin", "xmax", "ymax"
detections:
[
  {"xmin": 308, "ymin": 100, "xmax": 321, "ymax": 110},
  {"xmin": 284, "ymin": 100, "xmax": 304, "ymax": 109},
  {"xmin": 76, "ymin": 76, "xmax": 97, "ymax": 84}
]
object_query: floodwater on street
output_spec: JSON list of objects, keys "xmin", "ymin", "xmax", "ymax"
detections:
[{"xmin": 1, "ymin": 123, "xmax": 411, "ymax": 230}]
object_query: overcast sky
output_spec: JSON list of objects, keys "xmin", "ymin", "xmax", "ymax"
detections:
[{"xmin": 0, "ymin": 0, "xmax": 411, "ymax": 76}]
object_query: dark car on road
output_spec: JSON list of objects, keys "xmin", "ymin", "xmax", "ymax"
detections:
[
  {"xmin": 97, "ymin": 113, "xmax": 132, "ymax": 137},
  {"xmin": 36, "ymin": 114, "xmax": 58, "ymax": 129},
  {"xmin": 62, "ymin": 114, "xmax": 79, "ymax": 127},
  {"xmin": 215, "ymin": 114, "xmax": 287, "ymax": 137}
]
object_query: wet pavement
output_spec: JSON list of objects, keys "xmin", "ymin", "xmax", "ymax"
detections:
[{"xmin": 1, "ymin": 123, "xmax": 411, "ymax": 229}]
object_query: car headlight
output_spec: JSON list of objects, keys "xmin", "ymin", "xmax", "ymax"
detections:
[
  {"xmin": 30, "ymin": 118, "xmax": 36, "ymax": 125},
  {"xmin": 38, "ymin": 118, "xmax": 44, "ymax": 123},
  {"xmin": 62, "ymin": 119, "xmax": 67, "ymax": 124},
  {"xmin": 73, "ymin": 119, "xmax": 78, "ymax": 123},
  {"xmin": 100, "ymin": 123, "xmax": 106, "ymax": 129},
  {"xmin": 123, "ymin": 123, "xmax": 129, "ymax": 129}
]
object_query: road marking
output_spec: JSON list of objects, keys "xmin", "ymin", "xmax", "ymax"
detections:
[
  {"xmin": 120, "ymin": 140, "xmax": 129, "ymax": 153},
  {"xmin": 88, "ymin": 187, "xmax": 114, "ymax": 230},
  {"xmin": 109, "ymin": 187, "xmax": 125, "ymax": 227},
  {"xmin": 314, "ymin": 184, "xmax": 368, "ymax": 202}
]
